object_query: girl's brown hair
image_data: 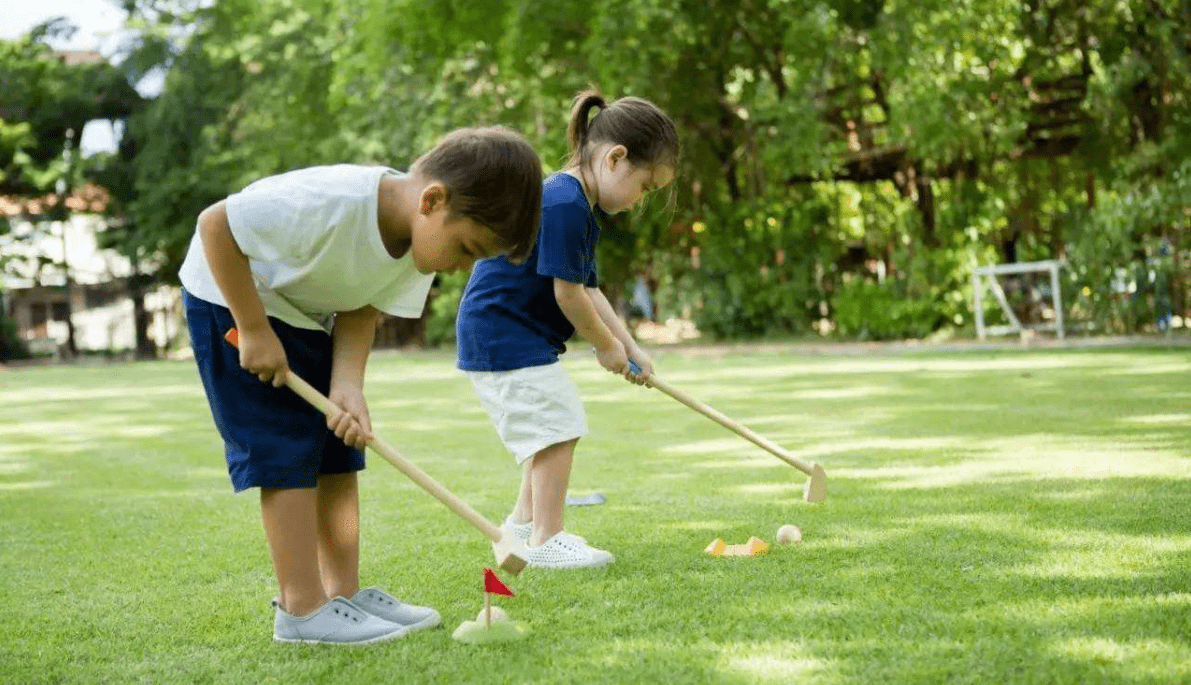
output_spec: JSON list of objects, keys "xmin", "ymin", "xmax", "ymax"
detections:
[{"xmin": 566, "ymin": 89, "xmax": 679, "ymax": 182}]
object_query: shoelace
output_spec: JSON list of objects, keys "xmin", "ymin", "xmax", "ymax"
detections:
[
  {"xmin": 363, "ymin": 590, "xmax": 398, "ymax": 607},
  {"xmin": 330, "ymin": 603, "xmax": 364, "ymax": 623}
]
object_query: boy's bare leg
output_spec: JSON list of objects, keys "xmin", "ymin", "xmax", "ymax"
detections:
[
  {"xmin": 529, "ymin": 438, "xmax": 579, "ymax": 546},
  {"xmin": 510, "ymin": 461, "xmax": 534, "ymax": 525},
  {"xmin": 261, "ymin": 487, "xmax": 328, "ymax": 617},
  {"xmin": 315, "ymin": 471, "xmax": 360, "ymax": 600}
]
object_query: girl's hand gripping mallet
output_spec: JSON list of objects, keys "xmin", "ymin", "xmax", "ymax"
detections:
[{"xmin": 225, "ymin": 329, "xmax": 528, "ymax": 574}]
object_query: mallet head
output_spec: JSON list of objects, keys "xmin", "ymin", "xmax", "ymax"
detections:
[
  {"xmin": 803, "ymin": 463, "xmax": 827, "ymax": 503},
  {"xmin": 491, "ymin": 532, "xmax": 529, "ymax": 575}
]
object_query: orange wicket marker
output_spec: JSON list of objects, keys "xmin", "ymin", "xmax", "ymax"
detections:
[{"xmin": 704, "ymin": 536, "xmax": 769, "ymax": 557}]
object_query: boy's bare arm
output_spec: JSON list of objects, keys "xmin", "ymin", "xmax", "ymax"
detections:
[
  {"xmin": 326, "ymin": 305, "xmax": 381, "ymax": 448},
  {"xmin": 198, "ymin": 200, "xmax": 287, "ymax": 385},
  {"xmin": 330, "ymin": 306, "xmax": 380, "ymax": 392},
  {"xmin": 554, "ymin": 279, "xmax": 627, "ymax": 373}
]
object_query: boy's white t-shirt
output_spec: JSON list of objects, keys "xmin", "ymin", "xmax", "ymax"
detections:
[{"xmin": 179, "ymin": 164, "xmax": 435, "ymax": 331}]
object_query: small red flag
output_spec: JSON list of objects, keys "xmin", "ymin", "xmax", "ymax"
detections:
[{"xmin": 483, "ymin": 568, "xmax": 514, "ymax": 597}]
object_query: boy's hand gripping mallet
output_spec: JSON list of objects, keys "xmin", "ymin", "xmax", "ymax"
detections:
[
  {"xmin": 225, "ymin": 329, "xmax": 528, "ymax": 574},
  {"xmin": 629, "ymin": 361, "xmax": 827, "ymax": 503}
]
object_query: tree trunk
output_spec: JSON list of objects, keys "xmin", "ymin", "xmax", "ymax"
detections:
[
  {"xmin": 1172, "ymin": 223, "xmax": 1186, "ymax": 319},
  {"xmin": 130, "ymin": 275, "xmax": 157, "ymax": 360},
  {"xmin": 714, "ymin": 67, "xmax": 742, "ymax": 203},
  {"xmin": 63, "ymin": 278, "xmax": 78, "ymax": 358},
  {"xmin": 914, "ymin": 168, "xmax": 937, "ymax": 249}
]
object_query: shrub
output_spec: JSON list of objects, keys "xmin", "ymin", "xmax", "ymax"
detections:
[
  {"xmin": 832, "ymin": 277, "xmax": 941, "ymax": 340},
  {"xmin": 424, "ymin": 271, "xmax": 469, "ymax": 348},
  {"xmin": 0, "ymin": 313, "xmax": 30, "ymax": 361}
]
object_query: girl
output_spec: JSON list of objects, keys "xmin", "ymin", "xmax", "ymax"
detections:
[{"xmin": 456, "ymin": 89, "xmax": 679, "ymax": 568}]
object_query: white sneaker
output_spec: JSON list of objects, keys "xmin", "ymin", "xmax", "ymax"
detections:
[
  {"xmin": 503, "ymin": 516, "xmax": 533, "ymax": 542},
  {"xmin": 351, "ymin": 587, "xmax": 440, "ymax": 632},
  {"xmin": 273, "ymin": 597, "xmax": 408, "ymax": 645},
  {"xmin": 526, "ymin": 531, "xmax": 615, "ymax": 569},
  {"xmin": 504, "ymin": 517, "xmax": 589, "ymax": 544}
]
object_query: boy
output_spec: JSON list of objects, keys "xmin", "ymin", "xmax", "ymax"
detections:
[{"xmin": 180, "ymin": 126, "xmax": 542, "ymax": 644}]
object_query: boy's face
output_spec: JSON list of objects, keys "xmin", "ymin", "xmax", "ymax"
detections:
[
  {"xmin": 410, "ymin": 183, "xmax": 509, "ymax": 273},
  {"xmin": 411, "ymin": 210, "xmax": 508, "ymax": 274}
]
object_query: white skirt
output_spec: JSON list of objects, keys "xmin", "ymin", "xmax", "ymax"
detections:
[{"xmin": 465, "ymin": 362, "xmax": 589, "ymax": 463}]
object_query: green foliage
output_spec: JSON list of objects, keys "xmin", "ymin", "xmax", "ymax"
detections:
[
  {"xmin": 0, "ymin": 312, "xmax": 29, "ymax": 361},
  {"xmin": 1064, "ymin": 159, "xmax": 1191, "ymax": 333},
  {"xmin": 675, "ymin": 200, "xmax": 820, "ymax": 338},
  {"xmin": 0, "ymin": 30, "xmax": 141, "ymax": 196},
  {"xmin": 832, "ymin": 277, "xmax": 941, "ymax": 340},
  {"xmin": 84, "ymin": 0, "xmax": 1191, "ymax": 343},
  {"xmin": 424, "ymin": 272, "xmax": 469, "ymax": 347}
]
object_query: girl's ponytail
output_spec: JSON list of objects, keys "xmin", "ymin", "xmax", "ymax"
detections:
[{"xmin": 567, "ymin": 89, "xmax": 608, "ymax": 154}]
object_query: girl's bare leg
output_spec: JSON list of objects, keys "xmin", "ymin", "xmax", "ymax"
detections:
[{"xmin": 528, "ymin": 438, "xmax": 579, "ymax": 546}]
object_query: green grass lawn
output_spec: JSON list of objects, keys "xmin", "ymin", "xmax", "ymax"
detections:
[{"xmin": 2, "ymin": 345, "xmax": 1190, "ymax": 684}]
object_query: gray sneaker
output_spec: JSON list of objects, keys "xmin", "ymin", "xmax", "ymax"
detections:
[
  {"xmin": 273, "ymin": 597, "xmax": 408, "ymax": 645},
  {"xmin": 351, "ymin": 587, "xmax": 441, "ymax": 631}
]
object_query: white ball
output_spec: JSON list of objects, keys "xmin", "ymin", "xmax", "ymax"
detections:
[
  {"xmin": 477, "ymin": 606, "xmax": 510, "ymax": 623},
  {"xmin": 776, "ymin": 524, "xmax": 802, "ymax": 544}
]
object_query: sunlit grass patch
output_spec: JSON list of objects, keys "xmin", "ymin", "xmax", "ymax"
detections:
[
  {"xmin": 717, "ymin": 645, "xmax": 834, "ymax": 683},
  {"xmin": 1122, "ymin": 413, "xmax": 1191, "ymax": 425}
]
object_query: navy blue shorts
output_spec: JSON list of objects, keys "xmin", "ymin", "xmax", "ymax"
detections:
[{"xmin": 184, "ymin": 290, "xmax": 365, "ymax": 492}]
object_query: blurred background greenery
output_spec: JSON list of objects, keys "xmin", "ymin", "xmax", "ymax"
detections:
[{"xmin": 2, "ymin": 0, "xmax": 1189, "ymax": 358}]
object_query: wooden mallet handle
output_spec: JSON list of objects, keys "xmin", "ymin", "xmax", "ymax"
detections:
[
  {"xmin": 286, "ymin": 369, "xmax": 504, "ymax": 541},
  {"xmin": 223, "ymin": 329, "xmax": 517, "ymax": 553},
  {"xmin": 630, "ymin": 360, "xmax": 827, "ymax": 502}
]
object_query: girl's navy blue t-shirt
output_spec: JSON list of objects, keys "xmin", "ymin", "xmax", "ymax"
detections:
[{"xmin": 456, "ymin": 173, "xmax": 601, "ymax": 371}]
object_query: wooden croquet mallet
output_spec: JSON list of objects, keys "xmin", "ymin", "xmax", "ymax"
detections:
[
  {"xmin": 225, "ymin": 329, "xmax": 528, "ymax": 574},
  {"xmin": 629, "ymin": 361, "xmax": 827, "ymax": 503}
]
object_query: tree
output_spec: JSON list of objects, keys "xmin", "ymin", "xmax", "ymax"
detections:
[
  {"xmin": 104, "ymin": 0, "xmax": 1191, "ymax": 342},
  {"xmin": 0, "ymin": 22, "xmax": 142, "ymax": 358}
]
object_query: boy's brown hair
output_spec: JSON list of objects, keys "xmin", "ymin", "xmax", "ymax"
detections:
[{"xmin": 414, "ymin": 126, "xmax": 543, "ymax": 264}]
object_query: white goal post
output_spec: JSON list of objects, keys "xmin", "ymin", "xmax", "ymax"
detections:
[{"xmin": 972, "ymin": 259, "xmax": 1065, "ymax": 340}]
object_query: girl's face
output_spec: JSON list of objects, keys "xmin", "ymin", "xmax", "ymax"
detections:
[{"xmin": 590, "ymin": 145, "xmax": 675, "ymax": 214}]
